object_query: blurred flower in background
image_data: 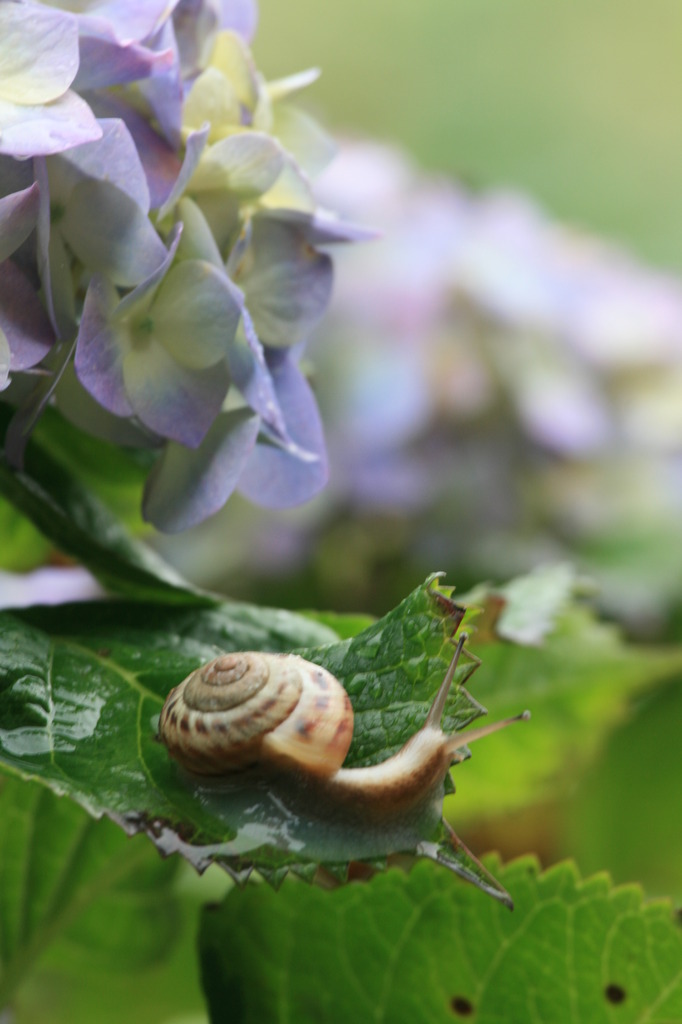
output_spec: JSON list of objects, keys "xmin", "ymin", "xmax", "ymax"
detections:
[
  {"xmin": 162, "ymin": 140, "xmax": 682, "ymax": 632},
  {"xmin": 0, "ymin": 0, "xmax": 365, "ymax": 532}
]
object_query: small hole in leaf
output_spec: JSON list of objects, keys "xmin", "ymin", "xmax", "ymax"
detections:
[
  {"xmin": 450, "ymin": 995, "xmax": 474, "ymax": 1016},
  {"xmin": 604, "ymin": 984, "xmax": 626, "ymax": 1004}
]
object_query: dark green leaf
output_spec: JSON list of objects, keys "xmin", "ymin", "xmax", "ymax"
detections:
[
  {"xmin": 199, "ymin": 858, "xmax": 682, "ymax": 1024},
  {"xmin": 0, "ymin": 579, "xmax": 485, "ymax": 886},
  {"xmin": 0, "ymin": 775, "xmax": 179, "ymax": 1012},
  {"xmin": 567, "ymin": 675, "xmax": 682, "ymax": 898},
  {"xmin": 0, "ymin": 405, "xmax": 210, "ymax": 606}
]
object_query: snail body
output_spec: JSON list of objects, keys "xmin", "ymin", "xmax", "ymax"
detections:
[{"xmin": 158, "ymin": 638, "xmax": 528, "ymax": 823}]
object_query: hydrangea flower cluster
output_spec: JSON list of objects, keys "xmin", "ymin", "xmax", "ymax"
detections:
[{"xmin": 0, "ymin": 0, "xmax": 364, "ymax": 530}]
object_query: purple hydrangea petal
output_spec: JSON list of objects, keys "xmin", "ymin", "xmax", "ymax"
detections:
[
  {"xmin": 273, "ymin": 206, "xmax": 380, "ymax": 245},
  {"xmin": 0, "ymin": 90, "xmax": 102, "ymax": 158},
  {"xmin": 238, "ymin": 351, "xmax": 328, "ymax": 507},
  {"xmin": 0, "ymin": 3, "xmax": 79, "ymax": 104},
  {"xmin": 227, "ymin": 305, "xmax": 287, "ymax": 436},
  {"xmin": 0, "ymin": 183, "xmax": 40, "ymax": 262},
  {"xmin": 88, "ymin": 91, "xmax": 181, "ymax": 209},
  {"xmin": 143, "ymin": 407, "xmax": 260, "ymax": 531},
  {"xmin": 60, "ymin": 178, "xmax": 167, "ymax": 287},
  {"xmin": 0, "ymin": 259, "xmax": 54, "ymax": 371},
  {"xmin": 122, "ymin": 335, "xmax": 230, "ymax": 446},
  {"xmin": 153, "ymin": 260, "xmax": 243, "ymax": 369},
  {"xmin": 239, "ymin": 215, "xmax": 333, "ymax": 346},
  {"xmin": 157, "ymin": 126, "xmax": 209, "ymax": 221},
  {"xmin": 56, "ymin": 362, "xmax": 161, "ymax": 448},
  {"xmin": 173, "ymin": 0, "xmax": 257, "ymax": 76},
  {"xmin": 75, "ymin": 274, "xmax": 132, "ymax": 417},
  {"xmin": 54, "ymin": 118, "xmax": 150, "ymax": 212},
  {"xmin": 114, "ymin": 222, "xmax": 183, "ymax": 321},
  {"xmin": 75, "ymin": 1, "xmax": 180, "ymax": 44},
  {"xmin": 137, "ymin": 20, "xmax": 183, "ymax": 147},
  {"xmin": 220, "ymin": 0, "xmax": 258, "ymax": 41},
  {"xmin": 173, "ymin": 0, "xmax": 220, "ymax": 78},
  {"xmin": 74, "ymin": 33, "xmax": 175, "ymax": 91}
]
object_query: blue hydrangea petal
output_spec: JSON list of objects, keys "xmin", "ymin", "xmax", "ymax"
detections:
[
  {"xmin": 56, "ymin": 362, "xmax": 161, "ymax": 448},
  {"xmin": 88, "ymin": 91, "xmax": 181, "ymax": 210},
  {"xmin": 227, "ymin": 305, "xmax": 287, "ymax": 435},
  {"xmin": 0, "ymin": 260, "xmax": 54, "ymax": 372},
  {"xmin": 157, "ymin": 126, "xmax": 209, "ymax": 221},
  {"xmin": 153, "ymin": 260, "xmax": 242, "ymax": 369},
  {"xmin": 238, "ymin": 350, "xmax": 328, "ymax": 507},
  {"xmin": 54, "ymin": 118, "xmax": 151, "ymax": 213},
  {"xmin": 138, "ymin": 20, "xmax": 183, "ymax": 147},
  {"xmin": 74, "ymin": 33, "xmax": 175, "ymax": 91},
  {"xmin": 0, "ymin": 90, "xmax": 102, "ymax": 158},
  {"xmin": 0, "ymin": 183, "xmax": 40, "ymax": 262},
  {"xmin": 114, "ymin": 222, "xmax": 183, "ymax": 321},
  {"xmin": 0, "ymin": 4, "xmax": 79, "ymax": 105},
  {"xmin": 75, "ymin": 1, "xmax": 181, "ymax": 46},
  {"xmin": 75, "ymin": 274, "xmax": 132, "ymax": 417},
  {"xmin": 239, "ymin": 215, "xmax": 333, "ymax": 346},
  {"xmin": 142, "ymin": 407, "xmax": 260, "ymax": 531},
  {"xmin": 59, "ymin": 178, "xmax": 167, "ymax": 287},
  {"xmin": 273, "ymin": 206, "xmax": 380, "ymax": 245},
  {"xmin": 122, "ymin": 334, "xmax": 230, "ymax": 446},
  {"xmin": 221, "ymin": 0, "xmax": 259, "ymax": 42}
]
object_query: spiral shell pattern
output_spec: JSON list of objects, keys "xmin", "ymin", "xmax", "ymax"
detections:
[{"xmin": 158, "ymin": 652, "xmax": 354, "ymax": 777}]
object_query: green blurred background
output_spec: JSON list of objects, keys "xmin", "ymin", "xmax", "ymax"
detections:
[{"xmin": 256, "ymin": 0, "xmax": 682, "ymax": 271}]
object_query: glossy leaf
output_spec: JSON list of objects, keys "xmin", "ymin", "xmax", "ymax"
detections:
[
  {"xmin": 0, "ymin": 578, "xmax": 487, "ymax": 885},
  {"xmin": 199, "ymin": 858, "xmax": 682, "ymax": 1024}
]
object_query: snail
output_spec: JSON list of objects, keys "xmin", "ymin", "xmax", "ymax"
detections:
[{"xmin": 158, "ymin": 633, "xmax": 529, "ymax": 825}]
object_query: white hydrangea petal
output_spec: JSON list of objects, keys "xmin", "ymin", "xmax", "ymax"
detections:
[
  {"xmin": 0, "ymin": 4, "xmax": 79, "ymax": 105},
  {"xmin": 190, "ymin": 131, "xmax": 283, "ymax": 197}
]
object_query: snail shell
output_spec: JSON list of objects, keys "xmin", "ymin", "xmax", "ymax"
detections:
[
  {"xmin": 158, "ymin": 638, "xmax": 529, "ymax": 906},
  {"xmin": 159, "ymin": 640, "xmax": 528, "ymax": 807},
  {"xmin": 158, "ymin": 652, "xmax": 353, "ymax": 777}
]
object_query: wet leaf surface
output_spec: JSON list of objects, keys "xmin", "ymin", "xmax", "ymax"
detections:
[{"xmin": 0, "ymin": 578, "xmax": 493, "ymax": 889}]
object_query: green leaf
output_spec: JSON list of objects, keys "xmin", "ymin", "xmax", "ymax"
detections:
[
  {"xmin": 199, "ymin": 858, "xmax": 682, "ymax": 1024},
  {"xmin": 453, "ymin": 590, "xmax": 682, "ymax": 821},
  {"xmin": 0, "ymin": 774, "xmax": 179, "ymax": 1013},
  {"xmin": 0, "ymin": 405, "xmax": 210, "ymax": 606},
  {"xmin": 494, "ymin": 562, "xmax": 577, "ymax": 645},
  {"xmin": 0, "ymin": 498, "xmax": 50, "ymax": 572},
  {"xmin": 567, "ymin": 675, "xmax": 682, "ymax": 899},
  {"xmin": 0, "ymin": 578, "xmax": 488, "ymax": 888}
]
